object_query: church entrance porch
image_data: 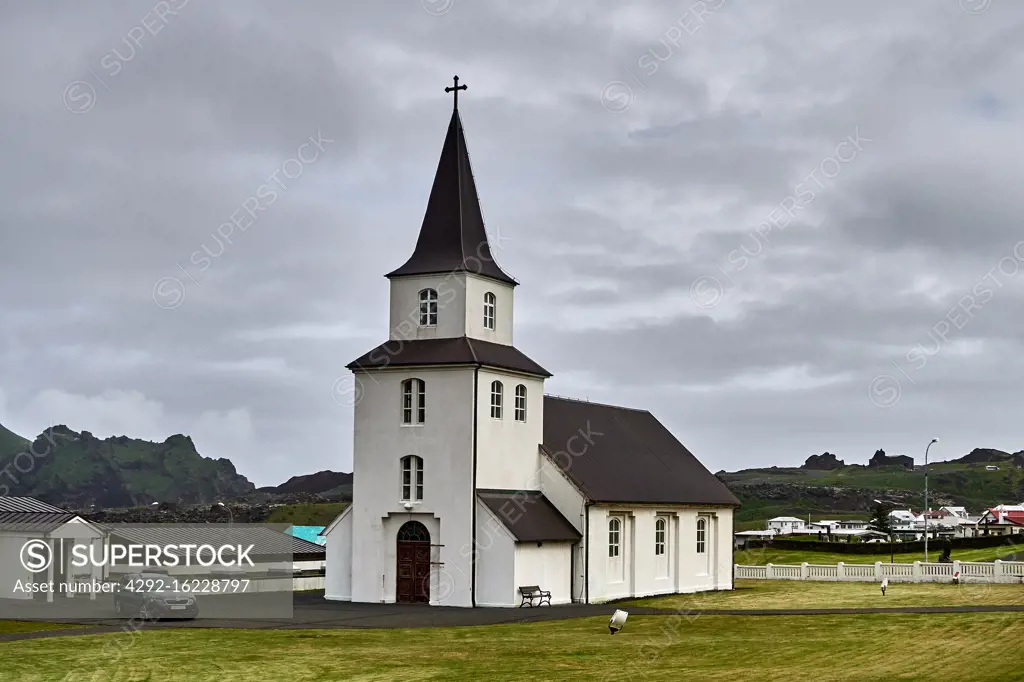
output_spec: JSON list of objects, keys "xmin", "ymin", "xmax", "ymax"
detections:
[{"xmin": 396, "ymin": 521, "xmax": 431, "ymax": 603}]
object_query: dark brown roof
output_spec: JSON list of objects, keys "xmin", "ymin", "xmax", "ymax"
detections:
[
  {"xmin": 0, "ymin": 497, "xmax": 77, "ymax": 532},
  {"xmin": 541, "ymin": 396, "xmax": 741, "ymax": 507},
  {"xmin": 347, "ymin": 337, "xmax": 551, "ymax": 377},
  {"xmin": 477, "ymin": 490, "xmax": 581, "ymax": 542},
  {"xmin": 386, "ymin": 109, "xmax": 517, "ymax": 286}
]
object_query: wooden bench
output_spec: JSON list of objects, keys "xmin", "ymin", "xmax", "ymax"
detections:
[{"xmin": 518, "ymin": 585, "xmax": 551, "ymax": 607}]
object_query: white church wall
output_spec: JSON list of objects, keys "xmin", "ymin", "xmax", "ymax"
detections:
[
  {"xmin": 388, "ymin": 273, "xmax": 469, "ymax": 340},
  {"xmin": 474, "ymin": 369, "xmax": 544, "ymax": 491},
  {"xmin": 323, "ymin": 507, "xmax": 352, "ymax": 601},
  {"xmin": 474, "ymin": 498, "xmax": 517, "ymax": 607},
  {"xmin": 536, "ymin": 455, "xmax": 586, "ymax": 533},
  {"xmin": 464, "ymin": 274, "xmax": 514, "ymax": 345},
  {"xmin": 586, "ymin": 507, "xmax": 634, "ymax": 603},
  {"xmin": 713, "ymin": 508, "xmax": 734, "ymax": 591},
  {"xmin": 350, "ymin": 366, "xmax": 476, "ymax": 606},
  {"xmin": 535, "ymin": 456, "xmax": 587, "ymax": 602},
  {"xmin": 514, "ymin": 541, "xmax": 573, "ymax": 605},
  {"xmin": 585, "ymin": 505, "xmax": 734, "ymax": 602},
  {"xmin": 628, "ymin": 510, "xmax": 678, "ymax": 598},
  {"xmin": 675, "ymin": 509, "xmax": 733, "ymax": 593}
]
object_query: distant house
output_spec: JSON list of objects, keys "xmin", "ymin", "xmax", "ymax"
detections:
[
  {"xmin": 810, "ymin": 520, "xmax": 840, "ymax": 531},
  {"xmin": 766, "ymin": 517, "xmax": 805, "ymax": 534},
  {"xmin": 938, "ymin": 506, "xmax": 969, "ymax": 519},
  {"xmin": 888, "ymin": 509, "xmax": 917, "ymax": 525},
  {"xmin": 734, "ymin": 529, "xmax": 776, "ymax": 549},
  {"xmin": 286, "ymin": 525, "xmax": 327, "ymax": 547},
  {"xmin": 976, "ymin": 506, "xmax": 1024, "ymax": 535},
  {"xmin": 835, "ymin": 520, "xmax": 868, "ymax": 531},
  {"xmin": 985, "ymin": 465, "xmax": 1000, "ymax": 471}
]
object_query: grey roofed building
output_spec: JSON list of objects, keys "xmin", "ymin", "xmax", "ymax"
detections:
[
  {"xmin": 540, "ymin": 396, "xmax": 741, "ymax": 507},
  {"xmin": 0, "ymin": 496, "xmax": 79, "ymax": 532},
  {"xmin": 477, "ymin": 490, "xmax": 582, "ymax": 542},
  {"xmin": 102, "ymin": 524, "xmax": 326, "ymax": 562}
]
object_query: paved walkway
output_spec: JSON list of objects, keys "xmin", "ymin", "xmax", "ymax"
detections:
[{"xmin": 4, "ymin": 593, "xmax": 1023, "ymax": 643}]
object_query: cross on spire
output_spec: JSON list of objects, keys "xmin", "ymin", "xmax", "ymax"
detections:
[{"xmin": 445, "ymin": 75, "xmax": 467, "ymax": 111}]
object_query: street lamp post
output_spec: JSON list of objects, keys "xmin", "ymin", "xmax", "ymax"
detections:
[
  {"xmin": 924, "ymin": 438, "xmax": 939, "ymax": 563},
  {"xmin": 217, "ymin": 502, "xmax": 233, "ymax": 525}
]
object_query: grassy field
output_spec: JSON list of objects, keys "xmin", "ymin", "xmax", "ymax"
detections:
[
  {"xmin": 1, "ymin": 613, "xmax": 1020, "ymax": 681},
  {"xmin": 265, "ymin": 502, "xmax": 348, "ymax": 526},
  {"xmin": 0, "ymin": 621, "xmax": 77, "ymax": 634},
  {"xmin": 631, "ymin": 579, "xmax": 1024, "ymax": 611},
  {"xmin": 736, "ymin": 542, "xmax": 1022, "ymax": 566}
]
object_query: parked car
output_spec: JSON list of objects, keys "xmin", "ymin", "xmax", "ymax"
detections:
[
  {"xmin": 865, "ymin": 538, "xmax": 887, "ymax": 544},
  {"xmin": 113, "ymin": 572, "xmax": 199, "ymax": 620}
]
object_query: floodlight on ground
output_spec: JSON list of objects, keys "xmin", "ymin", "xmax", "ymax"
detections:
[
  {"xmin": 609, "ymin": 609, "xmax": 627, "ymax": 635},
  {"xmin": 880, "ymin": 577, "xmax": 888, "ymax": 597}
]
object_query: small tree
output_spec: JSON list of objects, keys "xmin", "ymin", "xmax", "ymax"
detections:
[
  {"xmin": 868, "ymin": 502, "xmax": 893, "ymax": 536},
  {"xmin": 868, "ymin": 501, "xmax": 895, "ymax": 563}
]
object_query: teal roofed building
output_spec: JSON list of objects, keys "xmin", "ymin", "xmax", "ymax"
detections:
[{"xmin": 286, "ymin": 525, "xmax": 327, "ymax": 546}]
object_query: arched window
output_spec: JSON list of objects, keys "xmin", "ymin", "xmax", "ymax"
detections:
[
  {"xmin": 397, "ymin": 520, "xmax": 429, "ymax": 542},
  {"xmin": 696, "ymin": 518, "xmax": 706, "ymax": 554},
  {"xmin": 655, "ymin": 517, "xmax": 667, "ymax": 556},
  {"xmin": 490, "ymin": 380, "xmax": 503, "ymax": 419},
  {"xmin": 401, "ymin": 455, "xmax": 423, "ymax": 502},
  {"xmin": 401, "ymin": 378, "xmax": 426, "ymax": 425},
  {"xmin": 514, "ymin": 384, "xmax": 527, "ymax": 422},
  {"xmin": 608, "ymin": 518, "xmax": 621, "ymax": 558},
  {"xmin": 419, "ymin": 289, "xmax": 438, "ymax": 326},
  {"xmin": 483, "ymin": 292, "xmax": 496, "ymax": 330}
]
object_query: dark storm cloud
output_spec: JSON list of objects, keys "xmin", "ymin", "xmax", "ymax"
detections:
[{"xmin": 3, "ymin": 0, "xmax": 1023, "ymax": 485}]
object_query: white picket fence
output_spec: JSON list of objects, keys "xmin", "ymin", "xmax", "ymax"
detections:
[{"xmin": 736, "ymin": 559, "xmax": 1024, "ymax": 584}]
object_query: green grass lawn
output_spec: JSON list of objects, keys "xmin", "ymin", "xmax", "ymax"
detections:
[
  {"xmin": 0, "ymin": 621, "xmax": 77, "ymax": 634},
  {"xmin": 265, "ymin": 502, "xmax": 348, "ymax": 526},
  {"xmin": 1, "ymin": 614, "xmax": 1020, "ymax": 681},
  {"xmin": 630, "ymin": 579, "xmax": 1024, "ymax": 611},
  {"xmin": 736, "ymin": 543, "xmax": 1022, "ymax": 566}
]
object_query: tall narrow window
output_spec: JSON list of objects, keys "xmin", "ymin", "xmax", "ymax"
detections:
[
  {"xmin": 416, "ymin": 379, "xmax": 425, "ymax": 423},
  {"xmin": 696, "ymin": 518, "xmax": 706, "ymax": 554},
  {"xmin": 514, "ymin": 384, "xmax": 527, "ymax": 422},
  {"xmin": 655, "ymin": 517, "xmax": 667, "ymax": 556},
  {"xmin": 608, "ymin": 518, "xmax": 621, "ymax": 558},
  {"xmin": 490, "ymin": 380, "xmax": 503, "ymax": 419},
  {"xmin": 418, "ymin": 289, "xmax": 438, "ymax": 326},
  {"xmin": 401, "ymin": 455, "xmax": 423, "ymax": 502},
  {"xmin": 483, "ymin": 292, "xmax": 496, "ymax": 330},
  {"xmin": 401, "ymin": 379, "xmax": 426, "ymax": 425}
]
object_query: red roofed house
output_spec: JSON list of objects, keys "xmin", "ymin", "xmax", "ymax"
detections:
[{"xmin": 976, "ymin": 506, "xmax": 1024, "ymax": 535}]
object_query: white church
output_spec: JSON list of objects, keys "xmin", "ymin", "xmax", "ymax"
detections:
[{"xmin": 323, "ymin": 78, "xmax": 739, "ymax": 607}]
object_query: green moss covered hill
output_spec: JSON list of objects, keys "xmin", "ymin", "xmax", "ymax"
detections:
[
  {"xmin": 0, "ymin": 422, "xmax": 30, "ymax": 457},
  {"xmin": 0, "ymin": 423, "xmax": 254, "ymax": 508}
]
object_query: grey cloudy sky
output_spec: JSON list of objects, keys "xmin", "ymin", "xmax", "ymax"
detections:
[{"xmin": 2, "ymin": 0, "xmax": 1022, "ymax": 486}]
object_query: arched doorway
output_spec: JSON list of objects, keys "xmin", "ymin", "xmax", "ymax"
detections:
[{"xmin": 396, "ymin": 521, "xmax": 430, "ymax": 603}]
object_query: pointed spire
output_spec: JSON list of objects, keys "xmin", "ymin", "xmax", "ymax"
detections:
[{"xmin": 386, "ymin": 80, "xmax": 516, "ymax": 286}]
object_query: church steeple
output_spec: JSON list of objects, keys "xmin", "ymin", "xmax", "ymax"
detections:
[{"xmin": 386, "ymin": 76, "xmax": 517, "ymax": 286}]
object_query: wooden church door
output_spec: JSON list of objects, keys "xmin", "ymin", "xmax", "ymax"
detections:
[{"xmin": 396, "ymin": 521, "xmax": 431, "ymax": 603}]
